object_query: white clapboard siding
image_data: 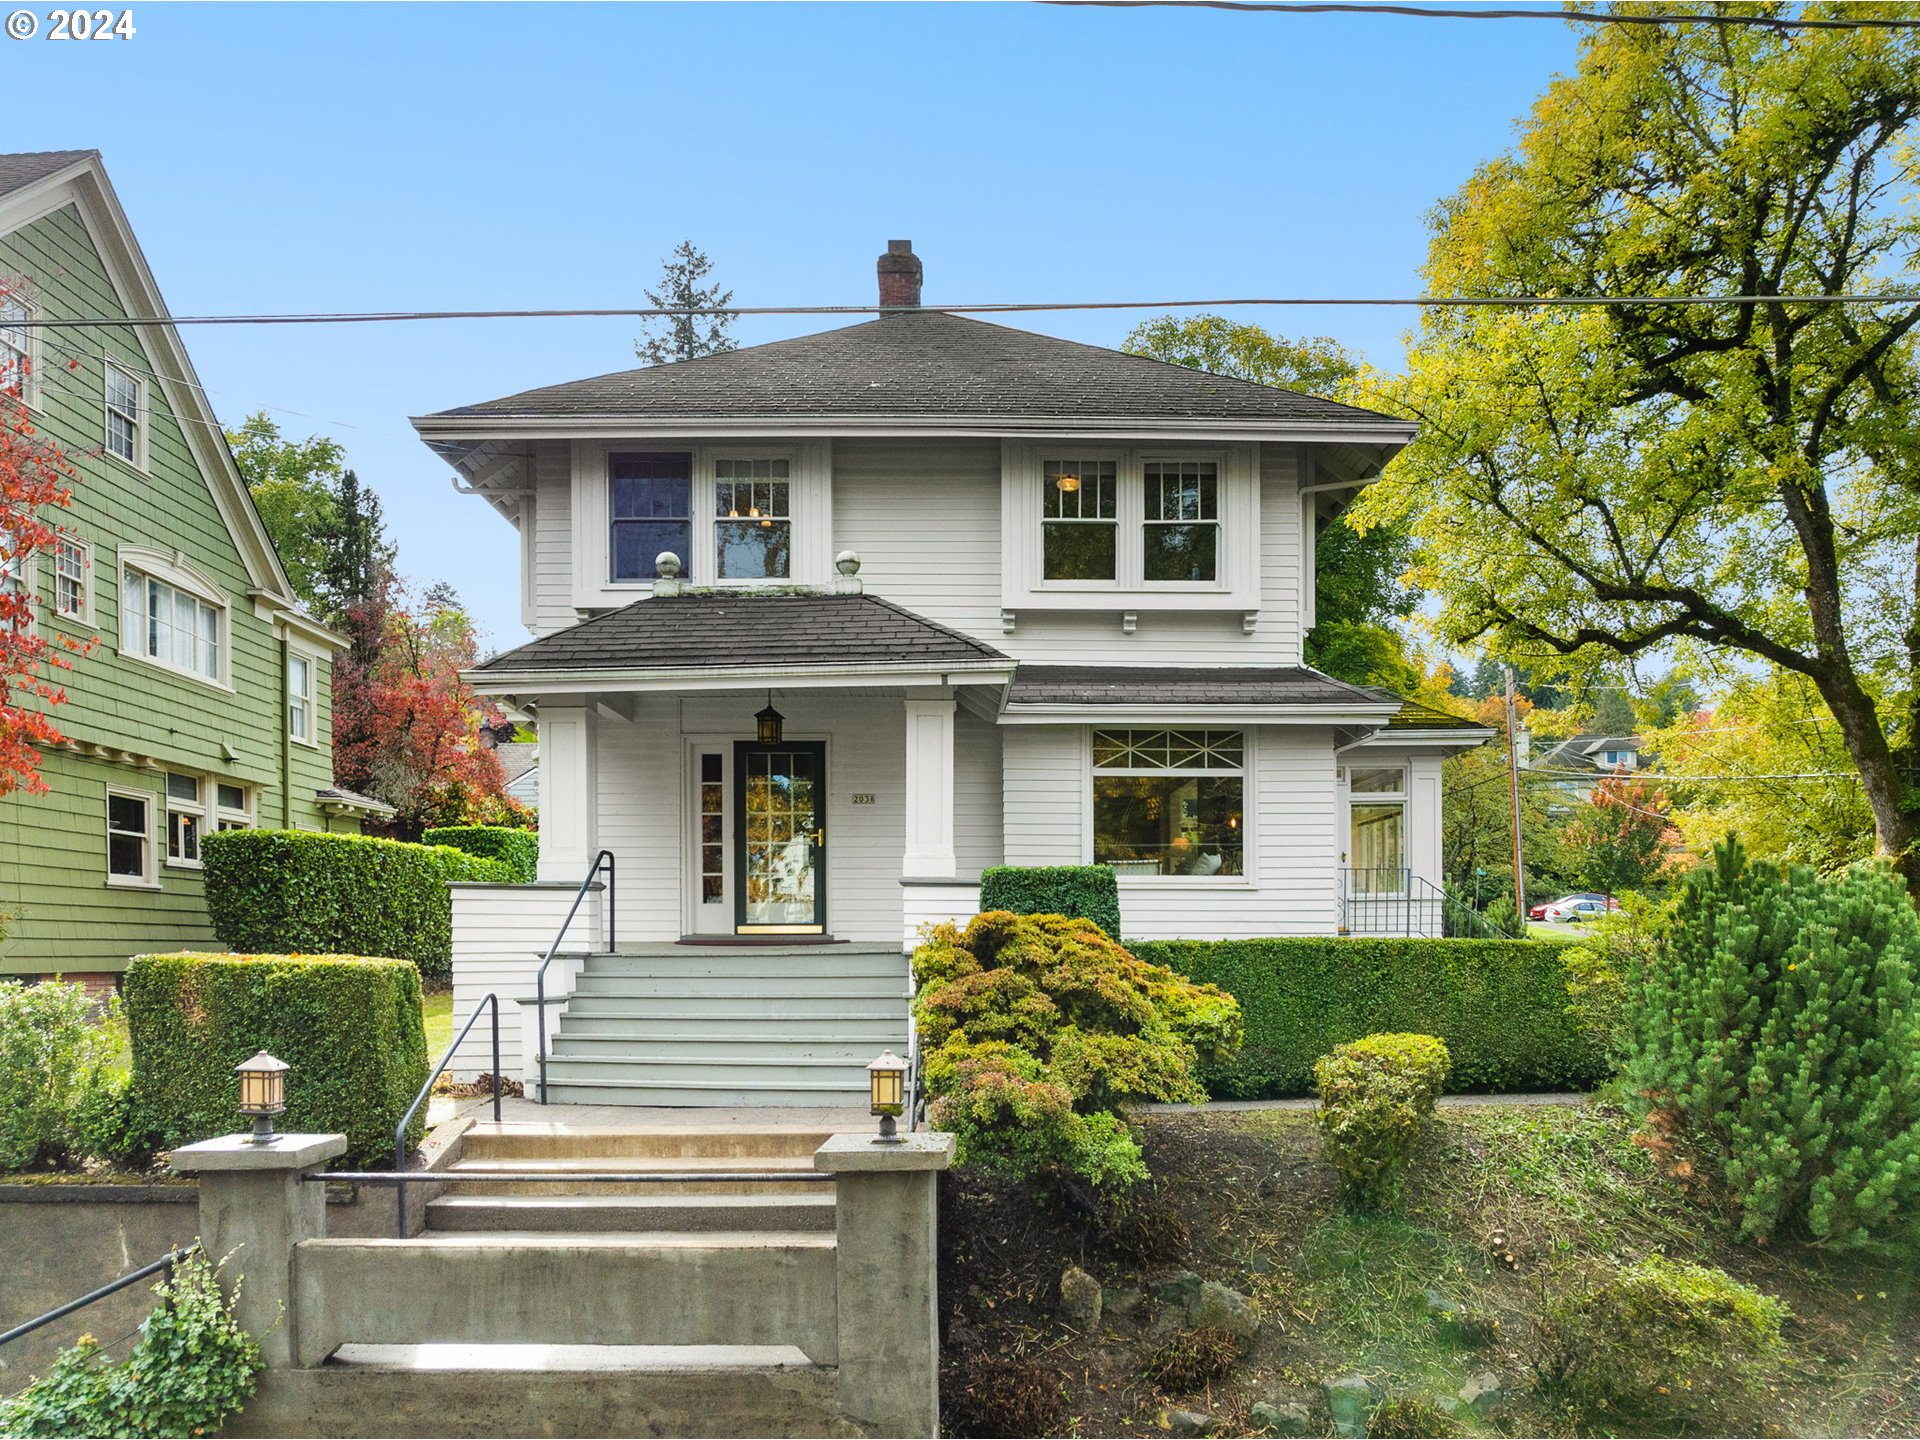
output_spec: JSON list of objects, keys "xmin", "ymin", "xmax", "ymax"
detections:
[
  {"xmin": 953, "ymin": 704, "xmax": 1004, "ymax": 876},
  {"xmin": 902, "ymin": 883, "xmax": 980, "ymax": 949},
  {"xmin": 449, "ymin": 884, "xmax": 604, "ymax": 1082},
  {"xmin": 531, "ymin": 441, "xmax": 575, "ymax": 636},
  {"xmin": 1002, "ymin": 725, "xmax": 1086, "ymax": 864}
]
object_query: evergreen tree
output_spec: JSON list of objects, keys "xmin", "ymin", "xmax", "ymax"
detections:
[
  {"xmin": 1626, "ymin": 839, "xmax": 1920, "ymax": 1247},
  {"xmin": 634, "ymin": 241, "xmax": 737, "ymax": 365},
  {"xmin": 314, "ymin": 468, "xmax": 393, "ymax": 624}
]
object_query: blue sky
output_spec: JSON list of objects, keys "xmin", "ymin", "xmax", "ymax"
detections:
[{"xmin": 9, "ymin": 1, "xmax": 1581, "ymax": 646}]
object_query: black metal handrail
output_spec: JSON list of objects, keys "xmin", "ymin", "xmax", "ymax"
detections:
[
  {"xmin": 535, "ymin": 849, "xmax": 617, "ymax": 1105},
  {"xmin": 1339, "ymin": 867, "xmax": 1517, "ymax": 940},
  {"xmin": 0, "ymin": 1245, "xmax": 198, "ymax": 1349},
  {"xmin": 905, "ymin": 1007, "xmax": 927, "ymax": 1135},
  {"xmin": 309, "ymin": 1171, "xmax": 833, "ymax": 1186},
  {"xmin": 393, "ymin": 992, "xmax": 502, "ymax": 1236}
]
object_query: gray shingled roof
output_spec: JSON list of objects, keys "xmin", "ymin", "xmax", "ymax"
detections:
[
  {"xmin": 474, "ymin": 593, "xmax": 1009, "ymax": 674},
  {"xmin": 1362, "ymin": 689, "xmax": 1496, "ymax": 731},
  {"xmin": 0, "ymin": 150, "xmax": 96, "ymax": 199},
  {"xmin": 423, "ymin": 310, "xmax": 1402, "ymax": 428},
  {"xmin": 1007, "ymin": 665, "xmax": 1393, "ymax": 708}
]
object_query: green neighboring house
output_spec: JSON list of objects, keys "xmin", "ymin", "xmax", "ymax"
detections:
[{"xmin": 0, "ymin": 150, "xmax": 388, "ymax": 982}]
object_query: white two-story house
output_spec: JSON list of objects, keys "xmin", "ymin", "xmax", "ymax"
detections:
[{"xmin": 418, "ymin": 242, "xmax": 1491, "ymax": 1105}]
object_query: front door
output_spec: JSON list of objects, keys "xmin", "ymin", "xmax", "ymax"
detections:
[{"xmin": 734, "ymin": 741, "xmax": 826, "ymax": 935}]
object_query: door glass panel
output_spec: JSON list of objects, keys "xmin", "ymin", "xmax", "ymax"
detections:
[
  {"xmin": 742, "ymin": 748, "xmax": 819, "ymax": 927},
  {"xmin": 699, "ymin": 753, "xmax": 725, "ymax": 905}
]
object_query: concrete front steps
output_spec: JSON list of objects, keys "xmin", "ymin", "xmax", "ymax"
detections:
[{"xmin": 543, "ymin": 943, "xmax": 909, "ymax": 1108}]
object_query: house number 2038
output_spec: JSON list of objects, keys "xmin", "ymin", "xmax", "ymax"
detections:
[{"xmin": 850, "ymin": 793, "xmax": 876, "ymax": 805}]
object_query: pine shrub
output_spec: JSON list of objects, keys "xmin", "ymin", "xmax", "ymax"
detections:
[
  {"xmin": 1313, "ymin": 1032, "xmax": 1451, "ymax": 1212},
  {"xmin": 1625, "ymin": 839, "xmax": 1920, "ymax": 1246}
]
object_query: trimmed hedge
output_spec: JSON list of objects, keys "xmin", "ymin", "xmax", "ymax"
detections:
[
  {"xmin": 1130, "ymin": 936, "xmax": 1605, "ymax": 1097},
  {"xmin": 201, "ymin": 830, "xmax": 513, "ymax": 984},
  {"xmin": 979, "ymin": 865, "xmax": 1122, "ymax": 939},
  {"xmin": 422, "ymin": 825, "xmax": 539, "ymax": 883},
  {"xmin": 125, "ymin": 953, "xmax": 428, "ymax": 1166}
]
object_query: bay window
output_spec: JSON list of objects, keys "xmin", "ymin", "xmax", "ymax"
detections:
[{"xmin": 1092, "ymin": 728, "xmax": 1245, "ymax": 877}]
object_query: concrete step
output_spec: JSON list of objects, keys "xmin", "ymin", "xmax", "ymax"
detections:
[
  {"xmin": 545, "ymin": 1056, "xmax": 874, "ymax": 1089},
  {"xmin": 439, "ymin": 1154, "xmax": 829, "ymax": 1196},
  {"xmin": 544, "ymin": 1078, "xmax": 868, "ymax": 1108},
  {"xmin": 571, "ymin": 973, "xmax": 905, "ymax": 999},
  {"xmin": 581, "ymin": 951, "xmax": 906, "ymax": 979},
  {"xmin": 562, "ymin": 994, "xmax": 904, "ymax": 1021},
  {"xmin": 425, "ymin": 1192, "xmax": 836, "ymax": 1233},
  {"xmin": 557, "ymin": 1014, "xmax": 904, "ymax": 1042},
  {"xmin": 550, "ymin": 1034, "xmax": 895, "ymax": 1063},
  {"xmin": 459, "ymin": 1124, "xmax": 833, "ymax": 1162}
]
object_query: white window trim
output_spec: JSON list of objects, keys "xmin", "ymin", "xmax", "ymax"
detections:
[
  {"xmin": 215, "ymin": 780, "xmax": 254, "ymax": 831},
  {"xmin": 52, "ymin": 532, "xmax": 93, "ymax": 627},
  {"xmin": 116, "ymin": 546, "xmax": 233, "ymax": 691},
  {"xmin": 1083, "ymin": 724, "xmax": 1257, "ymax": 887},
  {"xmin": 288, "ymin": 645, "xmax": 320, "ymax": 747},
  {"xmin": 104, "ymin": 783, "xmax": 159, "ymax": 889},
  {"xmin": 1340, "ymin": 762, "xmax": 1410, "ymax": 883},
  {"xmin": 1003, "ymin": 442, "xmax": 1259, "ymax": 614},
  {"xmin": 571, "ymin": 439, "xmax": 833, "ymax": 609},
  {"xmin": 103, "ymin": 360, "xmax": 147, "ymax": 472},
  {"xmin": 165, "ymin": 772, "xmax": 207, "ymax": 870},
  {"xmin": 0, "ymin": 296, "xmax": 41, "ymax": 411}
]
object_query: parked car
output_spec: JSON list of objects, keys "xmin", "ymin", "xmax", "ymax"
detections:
[
  {"xmin": 1544, "ymin": 896, "xmax": 1620, "ymax": 923},
  {"xmin": 1528, "ymin": 892, "xmax": 1612, "ymax": 921}
]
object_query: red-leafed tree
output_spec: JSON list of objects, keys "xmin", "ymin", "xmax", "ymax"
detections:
[
  {"xmin": 330, "ymin": 568, "xmax": 529, "ymax": 838},
  {"xmin": 0, "ymin": 279, "xmax": 87, "ymax": 796},
  {"xmin": 1561, "ymin": 772, "xmax": 1684, "ymax": 898}
]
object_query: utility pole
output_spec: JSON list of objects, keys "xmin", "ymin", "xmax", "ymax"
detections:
[{"xmin": 1504, "ymin": 665, "xmax": 1526, "ymax": 925}]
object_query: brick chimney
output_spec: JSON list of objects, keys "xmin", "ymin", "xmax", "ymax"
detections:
[{"xmin": 877, "ymin": 239, "xmax": 922, "ymax": 309}]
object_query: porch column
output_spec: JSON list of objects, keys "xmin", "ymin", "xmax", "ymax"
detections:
[
  {"xmin": 902, "ymin": 698, "xmax": 956, "ymax": 879},
  {"xmin": 535, "ymin": 704, "xmax": 598, "ymax": 881}
]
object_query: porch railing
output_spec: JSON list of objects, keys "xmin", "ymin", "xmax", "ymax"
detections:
[
  {"xmin": 1338, "ymin": 868, "xmax": 1513, "ymax": 940},
  {"xmin": 535, "ymin": 849, "xmax": 617, "ymax": 1105}
]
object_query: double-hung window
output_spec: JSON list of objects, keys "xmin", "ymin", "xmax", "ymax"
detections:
[
  {"xmin": 1345, "ymin": 766, "xmax": 1407, "ymax": 893},
  {"xmin": 105, "ymin": 786, "xmax": 154, "ymax": 886},
  {"xmin": 713, "ymin": 458, "xmax": 791, "ymax": 580},
  {"xmin": 122, "ymin": 565, "xmax": 222, "ymax": 682},
  {"xmin": 104, "ymin": 362, "xmax": 142, "ymax": 467},
  {"xmin": 1091, "ymin": 728, "xmax": 1246, "ymax": 877},
  {"xmin": 166, "ymin": 772, "xmax": 205, "ymax": 867},
  {"xmin": 609, "ymin": 452, "xmax": 694, "ymax": 582},
  {"xmin": 1021, "ymin": 449, "xmax": 1241, "ymax": 598},
  {"xmin": 54, "ymin": 536, "xmax": 88, "ymax": 622},
  {"xmin": 1142, "ymin": 461, "xmax": 1219, "ymax": 582},
  {"xmin": 0, "ymin": 299, "xmax": 32, "ymax": 401},
  {"xmin": 288, "ymin": 652, "xmax": 315, "ymax": 742},
  {"xmin": 1042, "ymin": 460, "xmax": 1119, "ymax": 581},
  {"xmin": 215, "ymin": 782, "xmax": 253, "ymax": 832}
]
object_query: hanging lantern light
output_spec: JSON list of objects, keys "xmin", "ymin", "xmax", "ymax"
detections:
[{"xmin": 756, "ymin": 690, "xmax": 784, "ymax": 745}]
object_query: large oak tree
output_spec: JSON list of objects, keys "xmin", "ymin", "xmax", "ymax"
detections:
[{"xmin": 1359, "ymin": 5, "xmax": 1920, "ymax": 888}]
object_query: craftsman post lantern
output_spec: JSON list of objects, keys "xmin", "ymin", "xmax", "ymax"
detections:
[
  {"xmin": 868, "ymin": 1049, "xmax": 907, "ymax": 1143},
  {"xmin": 236, "ymin": 1050, "xmax": 289, "ymax": 1143},
  {"xmin": 755, "ymin": 690, "xmax": 784, "ymax": 745}
]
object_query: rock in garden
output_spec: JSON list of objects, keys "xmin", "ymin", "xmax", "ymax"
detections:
[
  {"xmin": 1248, "ymin": 1399, "xmax": 1314, "ymax": 1436},
  {"xmin": 1106, "ymin": 1285, "xmax": 1143, "ymax": 1319},
  {"xmin": 1150, "ymin": 1270, "xmax": 1205, "ymax": 1309},
  {"xmin": 1458, "ymin": 1371, "xmax": 1504, "ymax": 1414},
  {"xmin": 1189, "ymin": 1279, "xmax": 1261, "ymax": 1338},
  {"xmin": 1168, "ymin": 1408, "xmax": 1220, "ymax": 1437},
  {"xmin": 1059, "ymin": 1265, "xmax": 1103, "ymax": 1329},
  {"xmin": 1323, "ymin": 1376, "xmax": 1376, "ymax": 1439}
]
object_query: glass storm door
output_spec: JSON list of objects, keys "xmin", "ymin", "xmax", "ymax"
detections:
[{"xmin": 735, "ymin": 741, "xmax": 826, "ymax": 934}]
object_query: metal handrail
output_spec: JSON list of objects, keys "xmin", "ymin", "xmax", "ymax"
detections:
[
  {"xmin": 0, "ymin": 1245, "xmax": 199, "ymax": 1349},
  {"xmin": 905, "ymin": 1007, "xmax": 927, "ymax": 1134},
  {"xmin": 1339, "ymin": 867, "xmax": 1519, "ymax": 940},
  {"xmin": 393, "ymin": 992, "xmax": 502, "ymax": 1236},
  {"xmin": 535, "ymin": 849, "xmax": 617, "ymax": 1105}
]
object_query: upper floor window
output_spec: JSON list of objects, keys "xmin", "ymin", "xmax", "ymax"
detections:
[
  {"xmin": 0, "ymin": 299, "xmax": 33, "ymax": 403},
  {"xmin": 104, "ymin": 362, "xmax": 143, "ymax": 466},
  {"xmin": 288, "ymin": 651, "xmax": 315, "ymax": 742},
  {"xmin": 54, "ymin": 535, "xmax": 89, "ymax": 622},
  {"xmin": 714, "ymin": 458, "xmax": 791, "ymax": 580},
  {"xmin": 610, "ymin": 452, "xmax": 693, "ymax": 582},
  {"xmin": 1042, "ymin": 460, "xmax": 1118, "ymax": 581},
  {"xmin": 0, "ymin": 526, "xmax": 25, "ymax": 607},
  {"xmin": 1143, "ymin": 461, "xmax": 1219, "ymax": 582},
  {"xmin": 122, "ymin": 564, "xmax": 222, "ymax": 682},
  {"xmin": 1091, "ymin": 728, "xmax": 1245, "ymax": 878}
]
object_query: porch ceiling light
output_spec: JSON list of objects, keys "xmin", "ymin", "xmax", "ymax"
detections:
[
  {"xmin": 236, "ymin": 1050, "xmax": 290, "ymax": 1144},
  {"xmin": 1055, "ymin": 473, "xmax": 1081, "ymax": 494},
  {"xmin": 756, "ymin": 691, "xmax": 784, "ymax": 745},
  {"xmin": 869, "ymin": 1049, "xmax": 907, "ymax": 1144}
]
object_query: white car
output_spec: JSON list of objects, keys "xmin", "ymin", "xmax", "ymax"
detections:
[{"xmin": 1543, "ymin": 896, "xmax": 1615, "ymax": 923}]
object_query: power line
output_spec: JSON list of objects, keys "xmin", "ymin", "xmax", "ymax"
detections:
[
  {"xmin": 18, "ymin": 292, "xmax": 1920, "ymax": 331},
  {"xmin": 1046, "ymin": 1, "xmax": 1920, "ymax": 29}
]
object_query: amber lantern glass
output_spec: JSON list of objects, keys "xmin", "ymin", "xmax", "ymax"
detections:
[
  {"xmin": 868, "ymin": 1049, "xmax": 906, "ymax": 1143},
  {"xmin": 236, "ymin": 1050, "xmax": 290, "ymax": 1143}
]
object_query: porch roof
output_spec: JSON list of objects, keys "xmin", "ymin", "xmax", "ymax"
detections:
[
  {"xmin": 469, "ymin": 592, "xmax": 1012, "ymax": 689},
  {"xmin": 1000, "ymin": 664, "xmax": 1403, "ymax": 724}
]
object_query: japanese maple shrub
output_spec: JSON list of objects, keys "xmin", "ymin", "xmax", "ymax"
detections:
[
  {"xmin": 1313, "ymin": 1032, "xmax": 1451, "ymax": 1212},
  {"xmin": 913, "ymin": 910, "xmax": 1241, "ymax": 1190},
  {"xmin": 1625, "ymin": 838, "xmax": 1920, "ymax": 1247}
]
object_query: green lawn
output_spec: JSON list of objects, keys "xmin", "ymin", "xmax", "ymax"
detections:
[{"xmin": 423, "ymin": 990, "xmax": 453, "ymax": 1063}]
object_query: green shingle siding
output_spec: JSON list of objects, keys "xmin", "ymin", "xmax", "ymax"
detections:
[{"xmin": 0, "ymin": 200, "xmax": 339, "ymax": 976}]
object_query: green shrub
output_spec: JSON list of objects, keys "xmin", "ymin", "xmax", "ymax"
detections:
[
  {"xmin": 1625, "ymin": 839, "xmax": 1920, "ymax": 1247},
  {"xmin": 201, "ymin": 829, "xmax": 512, "ymax": 984},
  {"xmin": 422, "ymin": 824, "xmax": 538, "ymax": 883},
  {"xmin": 125, "ymin": 954, "xmax": 427, "ymax": 1167},
  {"xmin": 0, "ymin": 1249, "xmax": 262, "ymax": 1438},
  {"xmin": 979, "ymin": 865, "xmax": 1122, "ymax": 939},
  {"xmin": 67, "ymin": 1071, "xmax": 158, "ymax": 1172},
  {"xmin": 915, "ymin": 911, "xmax": 1242, "ymax": 1190},
  {"xmin": 1537, "ymin": 1254, "xmax": 1788, "ymax": 1435},
  {"xmin": 1313, "ymin": 1033, "xmax": 1450, "ymax": 1212},
  {"xmin": 0, "ymin": 980, "xmax": 122, "ymax": 1173},
  {"xmin": 1132, "ymin": 936, "xmax": 1604, "ymax": 1098}
]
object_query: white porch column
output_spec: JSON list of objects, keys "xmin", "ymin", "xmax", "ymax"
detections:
[
  {"xmin": 902, "ymin": 698, "xmax": 957, "ymax": 879},
  {"xmin": 536, "ymin": 704, "xmax": 598, "ymax": 881}
]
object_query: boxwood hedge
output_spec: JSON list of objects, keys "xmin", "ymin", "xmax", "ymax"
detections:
[
  {"xmin": 422, "ymin": 825, "xmax": 539, "ymax": 883},
  {"xmin": 125, "ymin": 953, "xmax": 428, "ymax": 1166},
  {"xmin": 979, "ymin": 865, "xmax": 1123, "ymax": 939},
  {"xmin": 201, "ymin": 830, "xmax": 512, "ymax": 984},
  {"xmin": 1129, "ymin": 936, "xmax": 1606, "ymax": 1097}
]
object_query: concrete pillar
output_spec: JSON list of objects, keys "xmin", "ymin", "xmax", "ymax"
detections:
[
  {"xmin": 814, "ymin": 1131, "xmax": 955, "ymax": 1439},
  {"xmin": 902, "ymin": 698, "xmax": 957, "ymax": 879},
  {"xmin": 169, "ymin": 1133, "xmax": 346, "ymax": 1370}
]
